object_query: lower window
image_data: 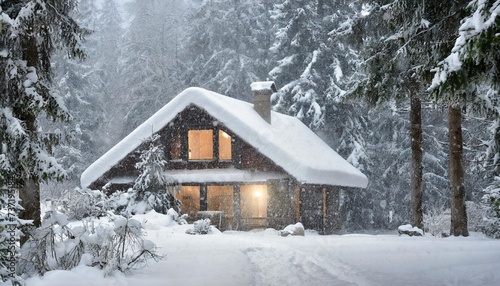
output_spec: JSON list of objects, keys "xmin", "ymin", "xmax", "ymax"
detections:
[{"xmin": 240, "ymin": 184, "xmax": 268, "ymax": 227}]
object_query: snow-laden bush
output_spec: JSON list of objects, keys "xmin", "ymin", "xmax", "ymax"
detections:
[
  {"xmin": 18, "ymin": 209, "xmax": 163, "ymax": 277},
  {"xmin": 18, "ymin": 208, "xmax": 83, "ymax": 276},
  {"xmin": 423, "ymin": 207, "xmax": 451, "ymax": 237},
  {"xmin": 167, "ymin": 208, "xmax": 188, "ymax": 225},
  {"xmin": 104, "ymin": 186, "xmax": 180, "ymax": 218},
  {"xmin": 186, "ymin": 219, "xmax": 211, "ymax": 235},
  {"xmin": 483, "ymin": 181, "xmax": 500, "ymax": 238},
  {"xmin": 87, "ymin": 213, "xmax": 164, "ymax": 276},
  {"xmin": 53, "ymin": 187, "xmax": 107, "ymax": 220},
  {"xmin": 465, "ymin": 201, "xmax": 487, "ymax": 232}
]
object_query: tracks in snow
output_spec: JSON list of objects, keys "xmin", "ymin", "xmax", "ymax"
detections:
[{"xmin": 241, "ymin": 242, "xmax": 361, "ymax": 286}]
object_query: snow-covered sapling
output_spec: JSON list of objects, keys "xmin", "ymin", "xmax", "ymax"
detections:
[
  {"xmin": 186, "ymin": 219, "xmax": 211, "ymax": 235},
  {"xmin": 129, "ymin": 134, "xmax": 179, "ymax": 215}
]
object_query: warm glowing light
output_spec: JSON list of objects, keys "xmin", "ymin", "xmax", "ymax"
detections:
[
  {"xmin": 254, "ymin": 190, "xmax": 262, "ymax": 198},
  {"xmin": 219, "ymin": 130, "xmax": 232, "ymax": 160},
  {"xmin": 221, "ymin": 130, "xmax": 230, "ymax": 138}
]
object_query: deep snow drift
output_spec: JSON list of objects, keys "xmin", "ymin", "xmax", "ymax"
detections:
[{"xmin": 26, "ymin": 211, "xmax": 500, "ymax": 286}]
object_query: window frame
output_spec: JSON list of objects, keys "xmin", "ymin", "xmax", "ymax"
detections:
[{"xmin": 168, "ymin": 125, "xmax": 233, "ymax": 163}]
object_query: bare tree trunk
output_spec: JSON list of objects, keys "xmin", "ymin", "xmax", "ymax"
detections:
[
  {"xmin": 19, "ymin": 179, "xmax": 41, "ymax": 228},
  {"xmin": 410, "ymin": 96, "xmax": 423, "ymax": 228},
  {"xmin": 448, "ymin": 105, "xmax": 468, "ymax": 236},
  {"xmin": 18, "ymin": 23, "xmax": 42, "ymax": 245}
]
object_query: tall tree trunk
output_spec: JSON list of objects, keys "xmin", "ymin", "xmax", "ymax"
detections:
[
  {"xmin": 448, "ymin": 105, "xmax": 468, "ymax": 236},
  {"xmin": 19, "ymin": 179, "xmax": 41, "ymax": 227},
  {"xmin": 410, "ymin": 96, "xmax": 423, "ymax": 228},
  {"xmin": 19, "ymin": 23, "xmax": 41, "ymax": 245}
]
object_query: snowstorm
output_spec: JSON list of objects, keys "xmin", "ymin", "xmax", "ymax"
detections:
[{"xmin": 1, "ymin": 1, "xmax": 499, "ymax": 285}]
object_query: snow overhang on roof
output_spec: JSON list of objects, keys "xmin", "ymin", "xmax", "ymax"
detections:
[
  {"xmin": 164, "ymin": 169, "xmax": 288, "ymax": 184},
  {"xmin": 80, "ymin": 87, "xmax": 368, "ymax": 189}
]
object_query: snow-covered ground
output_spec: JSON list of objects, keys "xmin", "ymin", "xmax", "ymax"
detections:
[{"xmin": 26, "ymin": 211, "xmax": 500, "ymax": 286}]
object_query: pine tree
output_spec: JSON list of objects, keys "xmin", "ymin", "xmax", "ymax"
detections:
[
  {"xmin": 430, "ymin": 0, "xmax": 500, "ymax": 236},
  {"xmin": 119, "ymin": 0, "xmax": 188, "ymax": 136},
  {"xmin": 353, "ymin": 0, "xmax": 469, "ymax": 231},
  {"xmin": 0, "ymin": 0, "xmax": 88, "ymax": 236},
  {"xmin": 270, "ymin": 0, "xmax": 363, "ymax": 128},
  {"xmin": 131, "ymin": 134, "xmax": 179, "ymax": 214}
]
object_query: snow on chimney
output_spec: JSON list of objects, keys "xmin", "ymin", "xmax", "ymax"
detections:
[{"xmin": 250, "ymin": 81, "xmax": 277, "ymax": 124}]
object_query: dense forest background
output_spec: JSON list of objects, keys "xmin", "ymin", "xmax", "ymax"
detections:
[{"xmin": 41, "ymin": 0, "xmax": 499, "ymax": 231}]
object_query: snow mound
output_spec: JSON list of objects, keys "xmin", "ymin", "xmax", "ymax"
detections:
[
  {"xmin": 398, "ymin": 224, "xmax": 424, "ymax": 236},
  {"xmin": 279, "ymin": 222, "xmax": 305, "ymax": 236}
]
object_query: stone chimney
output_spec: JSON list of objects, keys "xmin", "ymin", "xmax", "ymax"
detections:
[{"xmin": 250, "ymin": 81, "xmax": 277, "ymax": 124}]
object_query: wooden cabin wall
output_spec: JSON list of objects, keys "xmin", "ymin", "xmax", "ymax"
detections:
[
  {"xmin": 266, "ymin": 179, "xmax": 296, "ymax": 230},
  {"xmin": 298, "ymin": 184, "xmax": 342, "ymax": 234},
  {"xmin": 161, "ymin": 105, "xmax": 286, "ymax": 174}
]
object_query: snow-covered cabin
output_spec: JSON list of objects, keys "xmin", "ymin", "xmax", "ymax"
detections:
[{"xmin": 81, "ymin": 83, "xmax": 368, "ymax": 233}]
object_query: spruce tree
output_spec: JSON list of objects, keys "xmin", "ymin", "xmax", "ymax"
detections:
[
  {"xmin": 132, "ymin": 134, "xmax": 179, "ymax": 214},
  {"xmin": 269, "ymin": 0, "xmax": 363, "ymax": 128},
  {"xmin": 353, "ymin": 0, "xmax": 469, "ymax": 231},
  {"xmin": 430, "ymin": 0, "xmax": 500, "ymax": 236},
  {"xmin": 120, "ymin": 0, "xmax": 189, "ymax": 136},
  {"xmin": 0, "ymin": 0, "xmax": 88, "ymax": 236}
]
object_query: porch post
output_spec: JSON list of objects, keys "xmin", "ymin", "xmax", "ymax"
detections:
[
  {"xmin": 200, "ymin": 184, "xmax": 207, "ymax": 211},
  {"xmin": 233, "ymin": 185, "xmax": 241, "ymax": 230}
]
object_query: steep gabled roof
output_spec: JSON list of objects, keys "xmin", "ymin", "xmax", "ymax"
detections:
[{"xmin": 81, "ymin": 87, "xmax": 368, "ymax": 188}]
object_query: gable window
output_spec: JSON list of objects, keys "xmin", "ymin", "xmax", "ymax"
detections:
[
  {"xmin": 186, "ymin": 129, "xmax": 232, "ymax": 161},
  {"xmin": 188, "ymin": 130, "xmax": 213, "ymax": 160},
  {"xmin": 219, "ymin": 130, "xmax": 232, "ymax": 160}
]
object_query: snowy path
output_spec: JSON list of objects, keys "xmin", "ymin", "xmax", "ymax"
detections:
[
  {"xmin": 240, "ymin": 244, "xmax": 356, "ymax": 285},
  {"xmin": 26, "ymin": 212, "xmax": 500, "ymax": 286}
]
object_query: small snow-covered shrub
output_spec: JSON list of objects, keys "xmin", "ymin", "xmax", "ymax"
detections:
[
  {"xmin": 18, "ymin": 208, "xmax": 83, "ymax": 276},
  {"xmin": 88, "ymin": 213, "xmax": 164, "ymax": 275},
  {"xmin": 423, "ymin": 207, "xmax": 451, "ymax": 237},
  {"xmin": 104, "ymin": 187, "xmax": 180, "ymax": 217},
  {"xmin": 167, "ymin": 208, "xmax": 187, "ymax": 225},
  {"xmin": 398, "ymin": 224, "xmax": 424, "ymax": 236},
  {"xmin": 186, "ymin": 219, "xmax": 211, "ymax": 235}
]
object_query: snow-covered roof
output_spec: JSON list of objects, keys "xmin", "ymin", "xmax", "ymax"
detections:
[{"xmin": 80, "ymin": 87, "xmax": 368, "ymax": 189}]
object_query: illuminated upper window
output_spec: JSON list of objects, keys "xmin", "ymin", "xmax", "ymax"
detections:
[
  {"xmin": 188, "ymin": 130, "xmax": 213, "ymax": 160},
  {"xmin": 186, "ymin": 129, "xmax": 232, "ymax": 161},
  {"xmin": 219, "ymin": 130, "xmax": 232, "ymax": 160}
]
